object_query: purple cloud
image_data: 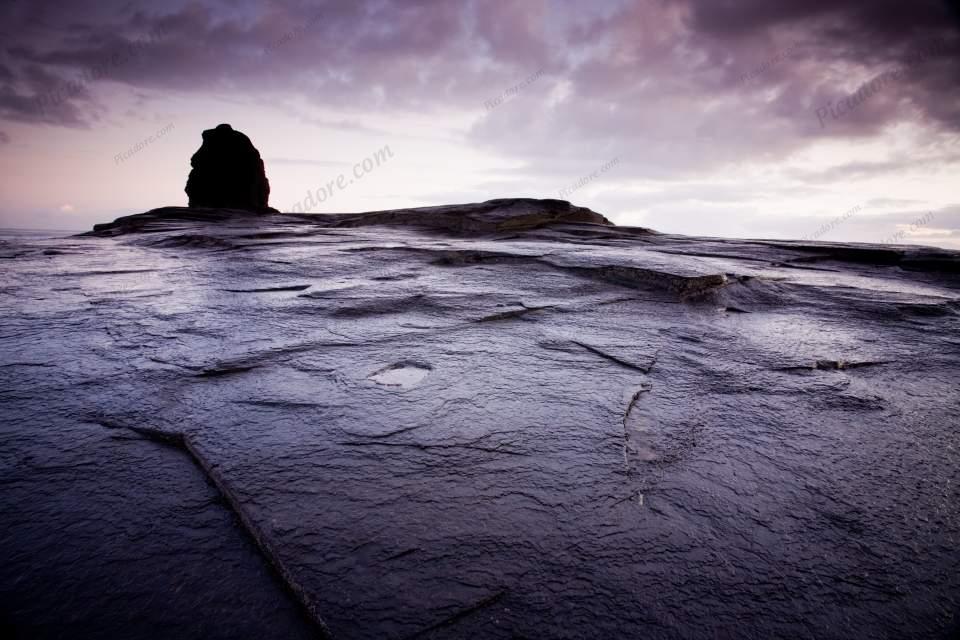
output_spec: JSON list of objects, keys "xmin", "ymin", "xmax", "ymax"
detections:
[{"xmin": 0, "ymin": 0, "xmax": 958, "ymax": 185}]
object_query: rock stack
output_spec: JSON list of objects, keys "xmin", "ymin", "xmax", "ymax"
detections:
[{"xmin": 185, "ymin": 124, "xmax": 276, "ymax": 212}]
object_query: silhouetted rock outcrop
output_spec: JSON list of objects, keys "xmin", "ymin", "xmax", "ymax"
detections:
[{"xmin": 185, "ymin": 124, "xmax": 276, "ymax": 212}]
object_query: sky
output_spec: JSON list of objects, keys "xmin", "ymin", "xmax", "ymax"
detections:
[{"xmin": 1, "ymin": 0, "xmax": 959, "ymax": 249}]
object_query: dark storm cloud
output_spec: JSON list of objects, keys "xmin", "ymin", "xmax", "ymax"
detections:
[
  {"xmin": 471, "ymin": 0, "xmax": 959, "ymax": 181},
  {"xmin": 0, "ymin": 0, "xmax": 541, "ymax": 120},
  {"xmin": 685, "ymin": 0, "xmax": 956, "ymax": 38},
  {"xmin": 0, "ymin": 61, "xmax": 98, "ymax": 126},
  {"xmin": 1, "ymin": 0, "xmax": 958, "ymax": 179},
  {"xmin": 682, "ymin": 0, "xmax": 960, "ymax": 128}
]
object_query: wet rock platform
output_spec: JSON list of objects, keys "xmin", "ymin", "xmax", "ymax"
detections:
[{"xmin": 1, "ymin": 199, "xmax": 958, "ymax": 638}]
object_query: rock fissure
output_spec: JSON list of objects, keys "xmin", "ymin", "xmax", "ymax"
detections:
[{"xmin": 95, "ymin": 420, "xmax": 333, "ymax": 639}]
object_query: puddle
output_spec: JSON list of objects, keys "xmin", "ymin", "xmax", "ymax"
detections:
[{"xmin": 368, "ymin": 362, "xmax": 432, "ymax": 389}]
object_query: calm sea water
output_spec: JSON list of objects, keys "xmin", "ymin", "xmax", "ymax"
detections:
[{"xmin": 0, "ymin": 228, "xmax": 83, "ymax": 242}]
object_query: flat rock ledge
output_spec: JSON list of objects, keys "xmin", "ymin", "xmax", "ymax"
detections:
[{"xmin": 2, "ymin": 197, "xmax": 959, "ymax": 639}]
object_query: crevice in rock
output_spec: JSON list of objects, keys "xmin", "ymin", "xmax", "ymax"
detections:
[
  {"xmin": 475, "ymin": 305, "xmax": 552, "ymax": 322},
  {"xmin": 95, "ymin": 419, "xmax": 333, "ymax": 639},
  {"xmin": 70, "ymin": 268, "xmax": 160, "ymax": 276},
  {"xmin": 403, "ymin": 590, "xmax": 507, "ymax": 639},
  {"xmin": 222, "ymin": 284, "xmax": 312, "ymax": 293},
  {"xmin": 777, "ymin": 360, "xmax": 892, "ymax": 372},
  {"xmin": 572, "ymin": 341, "xmax": 658, "ymax": 373},
  {"xmin": 338, "ymin": 424, "xmax": 428, "ymax": 439},
  {"xmin": 649, "ymin": 248, "xmax": 772, "ymax": 263},
  {"xmin": 337, "ymin": 440, "xmax": 529, "ymax": 457},
  {"xmin": 621, "ymin": 384, "xmax": 652, "ymax": 475},
  {"xmin": 147, "ymin": 356, "xmax": 204, "ymax": 371},
  {"xmin": 770, "ymin": 261, "xmax": 843, "ymax": 273},
  {"xmin": 385, "ymin": 548, "xmax": 421, "ymax": 561},
  {"xmin": 0, "ymin": 362, "xmax": 56, "ymax": 368},
  {"xmin": 610, "ymin": 490, "xmax": 644, "ymax": 508},
  {"xmin": 194, "ymin": 364, "xmax": 262, "ymax": 378},
  {"xmin": 231, "ymin": 399, "xmax": 337, "ymax": 409}
]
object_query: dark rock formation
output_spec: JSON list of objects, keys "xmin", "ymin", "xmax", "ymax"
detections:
[{"xmin": 185, "ymin": 123, "xmax": 276, "ymax": 212}]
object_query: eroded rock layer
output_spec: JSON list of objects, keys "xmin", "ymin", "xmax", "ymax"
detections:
[{"xmin": 2, "ymin": 199, "xmax": 959, "ymax": 639}]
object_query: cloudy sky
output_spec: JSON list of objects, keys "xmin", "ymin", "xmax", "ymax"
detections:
[{"xmin": 1, "ymin": 0, "xmax": 958, "ymax": 248}]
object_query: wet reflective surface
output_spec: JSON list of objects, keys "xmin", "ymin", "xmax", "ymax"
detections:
[{"xmin": 2, "ymin": 200, "xmax": 959, "ymax": 638}]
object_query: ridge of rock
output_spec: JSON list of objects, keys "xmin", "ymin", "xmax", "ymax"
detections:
[{"xmin": 84, "ymin": 198, "xmax": 615, "ymax": 237}]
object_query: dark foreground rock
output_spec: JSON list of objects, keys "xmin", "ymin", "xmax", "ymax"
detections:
[
  {"xmin": 184, "ymin": 123, "xmax": 275, "ymax": 212},
  {"xmin": 1, "ymin": 200, "xmax": 959, "ymax": 639}
]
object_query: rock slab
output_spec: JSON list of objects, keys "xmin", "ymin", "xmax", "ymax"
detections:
[{"xmin": 2, "ymin": 200, "xmax": 959, "ymax": 639}]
